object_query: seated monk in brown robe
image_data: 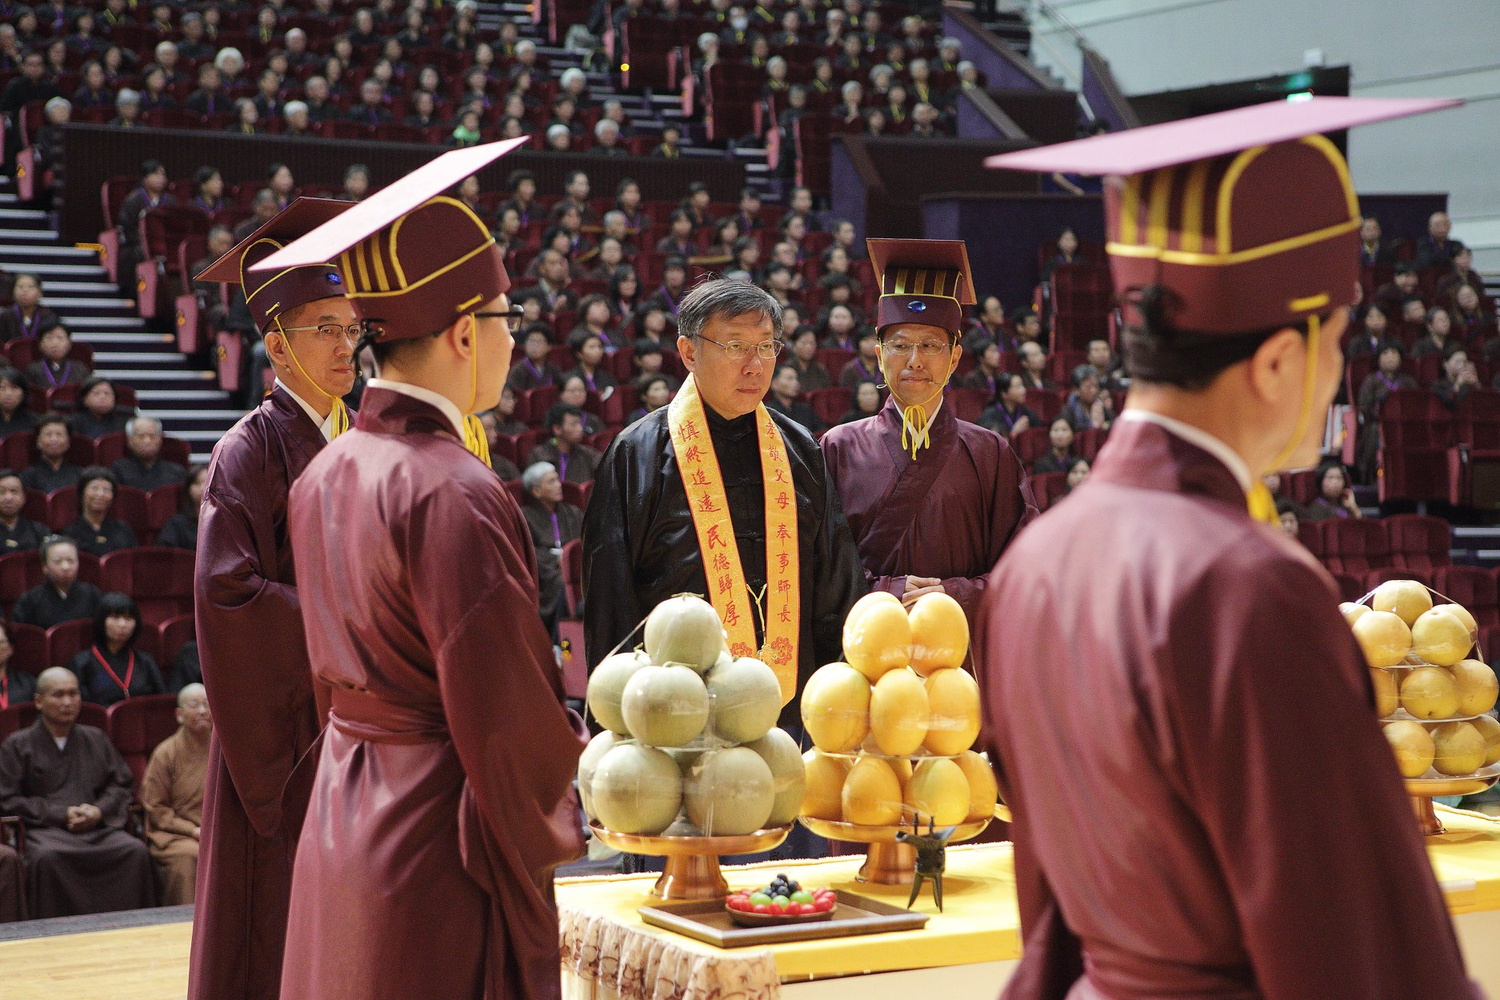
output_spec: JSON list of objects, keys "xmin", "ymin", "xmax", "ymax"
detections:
[
  {"xmin": 0, "ymin": 666, "xmax": 156, "ymax": 918},
  {"xmin": 142, "ymin": 682, "xmax": 211, "ymax": 905}
]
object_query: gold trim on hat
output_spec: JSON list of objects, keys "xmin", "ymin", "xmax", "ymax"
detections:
[
  {"xmin": 1107, "ymin": 216, "xmax": 1359, "ymax": 266},
  {"xmin": 343, "ymin": 196, "xmax": 497, "ymax": 300},
  {"xmin": 1179, "ymin": 159, "xmax": 1211, "ymax": 253}
]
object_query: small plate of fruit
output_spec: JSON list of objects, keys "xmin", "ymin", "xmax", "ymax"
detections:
[{"xmin": 725, "ymin": 875, "xmax": 838, "ymax": 925}]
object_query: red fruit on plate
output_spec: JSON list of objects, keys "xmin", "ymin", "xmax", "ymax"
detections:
[{"xmin": 753, "ymin": 904, "xmax": 772, "ymax": 914}]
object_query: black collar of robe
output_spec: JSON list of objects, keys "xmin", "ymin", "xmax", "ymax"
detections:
[{"xmin": 1090, "ymin": 418, "xmax": 1246, "ymax": 513}]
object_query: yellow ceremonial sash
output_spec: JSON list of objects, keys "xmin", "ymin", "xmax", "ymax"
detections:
[{"xmin": 667, "ymin": 375, "xmax": 801, "ymax": 705}]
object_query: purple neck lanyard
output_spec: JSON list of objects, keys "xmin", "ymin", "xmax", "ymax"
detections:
[
  {"xmin": 14, "ymin": 306, "xmax": 40, "ymax": 339},
  {"xmin": 557, "ymin": 450, "xmax": 569, "ymax": 480},
  {"xmin": 550, "ymin": 512, "xmax": 562, "ymax": 547},
  {"xmin": 43, "ymin": 361, "xmax": 66, "ymax": 387}
]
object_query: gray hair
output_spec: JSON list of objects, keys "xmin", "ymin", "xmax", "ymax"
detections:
[
  {"xmin": 285, "ymin": 100, "xmax": 309, "ymax": 118},
  {"xmin": 677, "ymin": 279, "xmax": 783, "ymax": 343},
  {"xmin": 546, "ymin": 123, "xmax": 570, "ymax": 141},
  {"xmin": 767, "ymin": 55, "xmax": 787, "ymax": 74},
  {"xmin": 939, "ymin": 36, "xmax": 960, "ymax": 50},
  {"xmin": 44, "ymin": 96, "xmax": 71, "ymax": 117},
  {"xmin": 602, "ymin": 209, "xmax": 626, "ymax": 228},
  {"xmin": 869, "ymin": 64, "xmax": 892, "ymax": 83},
  {"xmin": 125, "ymin": 415, "xmax": 161, "ymax": 437},
  {"xmin": 522, "ymin": 461, "xmax": 557, "ymax": 491},
  {"xmin": 841, "ymin": 80, "xmax": 862, "ymax": 101},
  {"xmin": 909, "ymin": 57, "xmax": 928, "ymax": 73},
  {"xmin": 594, "ymin": 118, "xmax": 619, "ymax": 140},
  {"xmin": 560, "ymin": 67, "xmax": 586, "ymax": 89},
  {"xmin": 697, "ymin": 32, "xmax": 718, "ymax": 53},
  {"xmin": 215, "ymin": 47, "xmax": 244, "ymax": 72},
  {"xmin": 516, "ymin": 39, "xmax": 536, "ymax": 55},
  {"xmin": 155, "ymin": 40, "xmax": 177, "ymax": 58},
  {"xmin": 285, "ymin": 27, "xmax": 307, "ymax": 43},
  {"xmin": 116, "ymin": 88, "xmax": 141, "ymax": 106}
]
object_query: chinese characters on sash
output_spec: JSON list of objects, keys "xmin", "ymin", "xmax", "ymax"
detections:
[{"xmin": 667, "ymin": 375, "xmax": 801, "ymax": 704}]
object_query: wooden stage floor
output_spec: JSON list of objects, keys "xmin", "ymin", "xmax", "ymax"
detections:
[{"xmin": 0, "ymin": 918, "xmax": 191, "ymax": 1000}]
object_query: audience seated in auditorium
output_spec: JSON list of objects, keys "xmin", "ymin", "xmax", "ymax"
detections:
[
  {"xmin": 24, "ymin": 323, "xmax": 90, "ymax": 392},
  {"xmin": 839, "ymin": 328, "xmax": 882, "ymax": 388},
  {"xmin": 1432, "ymin": 349, "xmax": 1480, "ymax": 410},
  {"xmin": 785, "ymin": 327, "xmax": 831, "ymax": 391},
  {"xmin": 1032, "ymin": 417, "xmax": 1077, "ymax": 475},
  {"xmin": 476, "ymin": 414, "xmax": 522, "ymax": 481},
  {"xmin": 520, "ymin": 462, "xmax": 584, "ymax": 635},
  {"xmin": 1063, "ymin": 458, "xmax": 1090, "ymax": 496},
  {"xmin": 141, "ymin": 683, "xmax": 211, "ymax": 907},
  {"xmin": 22, "ymin": 414, "xmax": 83, "ymax": 494},
  {"xmin": 0, "ymin": 368, "xmax": 38, "ymax": 439},
  {"xmin": 556, "ymin": 376, "xmax": 605, "ymax": 436},
  {"xmin": 64, "ymin": 467, "xmax": 137, "ymax": 558},
  {"xmin": 111, "ymin": 416, "xmax": 187, "ymax": 492},
  {"xmin": 959, "ymin": 337, "xmax": 1004, "ymax": 398},
  {"xmin": 627, "ymin": 375, "xmax": 673, "ymax": 425},
  {"xmin": 1086, "ymin": 339, "xmax": 1127, "ymax": 396},
  {"xmin": 1375, "ymin": 263, "xmax": 1422, "ymax": 315},
  {"xmin": 1346, "ymin": 304, "xmax": 1391, "ymax": 358},
  {"xmin": 1413, "ymin": 211, "xmax": 1464, "ymax": 270},
  {"xmin": 155, "ymin": 464, "xmax": 205, "ymax": 552},
  {"xmin": 1062, "ymin": 366, "xmax": 1113, "ymax": 431},
  {"xmin": 1411, "ymin": 307, "xmax": 1458, "ymax": 359},
  {"xmin": 837, "ymin": 381, "xmax": 882, "ymax": 425},
  {"xmin": 69, "ymin": 378, "xmax": 131, "ymax": 440},
  {"xmin": 1455, "ymin": 286, "xmax": 1497, "ymax": 347},
  {"xmin": 1300, "ymin": 462, "xmax": 1363, "ymax": 522},
  {"xmin": 507, "ymin": 326, "xmax": 562, "ymax": 392},
  {"xmin": 12, "ymin": 536, "xmax": 102, "ymax": 629},
  {"xmin": 493, "ymin": 385, "xmax": 528, "ymax": 437},
  {"xmin": 1018, "ymin": 341, "xmax": 1054, "ymax": 391},
  {"xmin": 979, "ymin": 373, "xmax": 1040, "ymax": 441},
  {"xmin": 528, "ymin": 403, "xmax": 602, "ymax": 485},
  {"xmin": 71, "ymin": 593, "xmax": 166, "ymax": 708},
  {"xmin": 0, "ymin": 274, "xmax": 59, "ymax": 344},
  {"xmin": 115, "ymin": 160, "xmax": 175, "ymax": 293},
  {"xmin": 1355, "ymin": 342, "xmax": 1417, "ymax": 480},
  {"xmin": 1358, "ymin": 216, "xmax": 1397, "ymax": 267},
  {"xmin": 767, "ymin": 365, "xmax": 824, "ymax": 434},
  {"xmin": 0, "ymin": 624, "xmax": 36, "ymax": 710},
  {"xmin": 0, "ymin": 468, "xmax": 47, "ymax": 554},
  {"xmin": 0, "ymin": 666, "xmax": 156, "ymax": 918},
  {"xmin": 1436, "ymin": 247, "xmax": 1485, "ymax": 300}
]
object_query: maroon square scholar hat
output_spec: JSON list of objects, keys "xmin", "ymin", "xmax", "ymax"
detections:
[
  {"xmin": 867, "ymin": 238, "xmax": 977, "ymax": 336},
  {"xmin": 986, "ymin": 96, "xmax": 1460, "ymax": 335},
  {"xmin": 248, "ymin": 138, "xmax": 529, "ymax": 341},
  {"xmin": 195, "ymin": 197, "xmax": 354, "ymax": 331}
]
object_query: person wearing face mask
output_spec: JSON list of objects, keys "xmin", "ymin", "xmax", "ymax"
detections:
[{"xmin": 821, "ymin": 240, "xmax": 1036, "ymax": 632}]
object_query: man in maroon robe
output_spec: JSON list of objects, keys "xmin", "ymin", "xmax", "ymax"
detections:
[
  {"xmin": 188, "ymin": 198, "xmax": 360, "ymax": 1000},
  {"xmin": 253, "ymin": 139, "xmax": 585, "ymax": 1000},
  {"xmin": 822, "ymin": 239, "xmax": 1034, "ymax": 628},
  {"xmin": 980, "ymin": 99, "xmax": 1480, "ymax": 999}
]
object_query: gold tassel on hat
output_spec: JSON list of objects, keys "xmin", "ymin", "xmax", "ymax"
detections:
[
  {"xmin": 1247, "ymin": 482, "xmax": 1280, "ymax": 525},
  {"xmin": 463, "ymin": 314, "xmax": 491, "ymax": 464}
]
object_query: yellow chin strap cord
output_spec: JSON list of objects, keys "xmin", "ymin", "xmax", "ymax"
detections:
[
  {"xmin": 879, "ymin": 342, "xmax": 955, "ymax": 460},
  {"xmin": 1247, "ymin": 313, "xmax": 1323, "ymax": 525},
  {"xmin": 462, "ymin": 314, "xmax": 492, "ymax": 466},
  {"xmin": 273, "ymin": 318, "xmax": 350, "ymax": 438}
]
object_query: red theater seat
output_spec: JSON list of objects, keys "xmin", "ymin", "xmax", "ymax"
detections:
[
  {"xmin": 1432, "ymin": 566, "xmax": 1500, "ymax": 628},
  {"xmin": 99, "ymin": 548, "xmax": 195, "ymax": 625},
  {"xmin": 158, "ymin": 614, "xmax": 197, "ymax": 667},
  {"xmin": 1030, "ymin": 471, "xmax": 1068, "ymax": 512},
  {"xmin": 1384, "ymin": 514, "xmax": 1451, "ymax": 573},
  {"xmin": 1322, "ymin": 519, "xmax": 1391, "ymax": 577},
  {"xmin": 46, "ymin": 619, "xmax": 93, "ymax": 670},
  {"xmin": 106, "ymin": 694, "xmax": 181, "ymax": 792}
]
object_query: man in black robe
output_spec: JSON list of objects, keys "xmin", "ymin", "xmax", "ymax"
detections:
[
  {"xmin": 0, "ymin": 469, "xmax": 47, "ymax": 553},
  {"xmin": 0, "ymin": 666, "xmax": 156, "ymax": 917},
  {"xmin": 521, "ymin": 461, "xmax": 584, "ymax": 633},
  {"xmin": 110, "ymin": 416, "xmax": 187, "ymax": 492},
  {"xmin": 583, "ymin": 278, "xmax": 865, "ymax": 721},
  {"xmin": 11, "ymin": 536, "xmax": 103, "ymax": 629}
]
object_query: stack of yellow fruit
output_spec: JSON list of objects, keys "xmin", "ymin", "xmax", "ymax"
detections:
[
  {"xmin": 799, "ymin": 592, "xmax": 999, "ymax": 829},
  {"xmin": 1345, "ymin": 580, "xmax": 1500, "ymax": 780}
]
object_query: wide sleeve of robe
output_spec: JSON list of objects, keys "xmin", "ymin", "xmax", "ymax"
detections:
[
  {"xmin": 1169, "ymin": 552, "xmax": 1483, "ymax": 1000},
  {"xmin": 194, "ymin": 432, "xmax": 316, "ymax": 837},
  {"xmin": 405, "ymin": 468, "xmax": 586, "ymax": 1000},
  {"xmin": 581, "ymin": 421, "xmax": 655, "ymax": 669}
]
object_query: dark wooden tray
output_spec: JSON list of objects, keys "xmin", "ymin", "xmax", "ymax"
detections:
[{"xmin": 638, "ymin": 890, "xmax": 929, "ymax": 948}]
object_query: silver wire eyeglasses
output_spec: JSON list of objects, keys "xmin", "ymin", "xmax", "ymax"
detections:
[
  {"xmin": 880, "ymin": 338, "xmax": 952, "ymax": 358},
  {"xmin": 698, "ymin": 334, "xmax": 785, "ymax": 361},
  {"xmin": 280, "ymin": 323, "xmax": 363, "ymax": 343}
]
